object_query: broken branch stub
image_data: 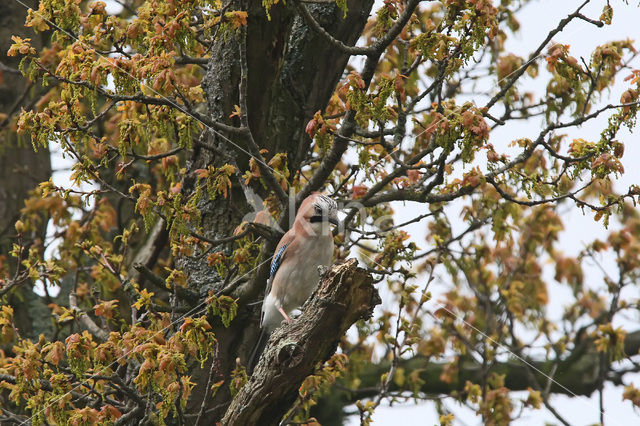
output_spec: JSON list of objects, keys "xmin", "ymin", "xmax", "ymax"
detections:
[{"xmin": 222, "ymin": 258, "xmax": 379, "ymax": 425}]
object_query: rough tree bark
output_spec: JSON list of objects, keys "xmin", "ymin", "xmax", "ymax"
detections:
[{"xmin": 223, "ymin": 259, "xmax": 379, "ymax": 425}]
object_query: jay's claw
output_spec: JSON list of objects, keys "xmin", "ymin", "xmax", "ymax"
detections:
[{"xmin": 278, "ymin": 306, "xmax": 292, "ymax": 322}]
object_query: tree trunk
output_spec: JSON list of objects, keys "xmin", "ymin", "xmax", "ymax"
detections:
[
  {"xmin": 0, "ymin": 0, "xmax": 52, "ymax": 341},
  {"xmin": 181, "ymin": 0, "xmax": 374, "ymax": 420}
]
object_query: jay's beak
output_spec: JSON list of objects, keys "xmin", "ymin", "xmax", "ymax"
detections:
[{"xmin": 328, "ymin": 215, "xmax": 339, "ymax": 226}]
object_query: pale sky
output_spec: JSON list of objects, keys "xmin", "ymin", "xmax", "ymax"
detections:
[{"xmin": 347, "ymin": 1, "xmax": 640, "ymax": 425}]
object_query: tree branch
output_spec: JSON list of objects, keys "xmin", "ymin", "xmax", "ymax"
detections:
[
  {"xmin": 222, "ymin": 259, "xmax": 380, "ymax": 425},
  {"xmin": 69, "ymin": 291, "xmax": 110, "ymax": 342},
  {"xmin": 485, "ymin": 0, "xmax": 593, "ymax": 111},
  {"xmin": 297, "ymin": 0, "xmax": 421, "ymax": 205},
  {"xmin": 293, "ymin": 0, "xmax": 421, "ymax": 57},
  {"xmin": 292, "ymin": 0, "xmax": 370, "ymax": 56},
  {"xmin": 323, "ymin": 329, "xmax": 640, "ymax": 413},
  {"xmin": 33, "ymin": 60, "xmax": 246, "ymax": 137},
  {"xmin": 237, "ymin": 26, "xmax": 289, "ymax": 205}
]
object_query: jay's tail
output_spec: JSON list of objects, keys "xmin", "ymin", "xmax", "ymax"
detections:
[{"xmin": 247, "ymin": 328, "xmax": 268, "ymax": 375}]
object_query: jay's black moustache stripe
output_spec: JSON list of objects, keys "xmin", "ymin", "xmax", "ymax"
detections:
[{"xmin": 310, "ymin": 215, "xmax": 339, "ymax": 225}]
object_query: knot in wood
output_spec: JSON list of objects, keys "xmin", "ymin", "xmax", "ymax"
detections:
[{"xmin": 277, "ymin": 341, "xmax": 303, "ymax": 368}]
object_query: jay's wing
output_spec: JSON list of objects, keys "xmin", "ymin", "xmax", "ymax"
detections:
[
  {"xmin": 264, "ymin": 242, "xmax": 289, "ymax": 299},
  {"xmin": 269, "ymin": 243, "xmax": 289, "ymax": 279},
  {"xmin": 260, "ymin": 231, "xmax": 295, "ymax": 327}
]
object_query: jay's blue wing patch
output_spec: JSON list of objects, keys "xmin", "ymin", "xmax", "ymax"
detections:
[
  {"xmin": 270, "ymin": 243, "xmax": 289, "ymax": 278},
  {"xmin": 261, "ymin": 242, "xmax": 290, "ymax": 328}
]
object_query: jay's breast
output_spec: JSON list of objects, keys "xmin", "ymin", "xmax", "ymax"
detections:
[{"xmin": 280, "ymin": 238, "xmax": 333, "ymax": 310}]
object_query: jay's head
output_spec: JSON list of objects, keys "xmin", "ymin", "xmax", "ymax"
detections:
[{"xmin": 297, "ymin": 193, "xmax": 339, "ymax": 233}]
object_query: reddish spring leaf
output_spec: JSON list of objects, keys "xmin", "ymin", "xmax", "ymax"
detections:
[
  {"xmin": 383, "ymin": 0, "xmax": 396, "ymax": 14},
  {"xmin": 161, "ymin": 155, "xmax": 178, "ymax": 170},
  {"xmin": 76, "ymin": 282, "xmax": 90, "ymax": 298},
  {"xmin": 225, "ymin": 11, "xmax": 248, "ymax": 29},
  {"xmin": 565, "ymin": 56, "xmax": 578, "ymax": 67},
  {"xmin": 407, "ymin": 169, "xmax": 421, "ymax": 184},
  {"xmin": 487, "ymin": 149, "xmax": 500, "ymax": 162},
  {"xmin": 305, "ymin": 110, "xmax": 324, "ymax": 138},
  {"xmin": 620, "ymin": 89, "xmax": 638, "ymax": 114},
  {"xmin": 229, "ymin": 104, "xmax": 242, "ymax": 119},
  {"xmin": 90, "ymin": 140, "xmax": 108, "ymax": 159},
  {"xmin": 461, "ymin": 109, "xmax": 489, "ymax": 139},
  {"xmin": 624, "ymin": 70, "xmax": 640, "ymax": 85},
  {"xmin": 461, "ymin": 168, "xmax": 483, "ymax": 187},
  {"xmin": 623, "ymin": 385, "xmax": 640, "ymax": 407},
  {"xmin": 207, "ymin": 252, "xmax": 224, "ymax": 267},
  {"xmin": 305, "ymin": 117, "xmax": 318, "ymax": 138},
  {"xmin": 211, "ymin": 380, "xmax": 225, "ymax": 396},
  {"xmin": 194, "ymin": 168, "xmax": 209, "ymax": 179},
  {"xmin": 346, "ymin": 70, "xmax": 365, "ymax": 89},
  {"xmin": 7, "ymin": 36, "xmax": 36, "ymax": 57},
  {"xmin": 100, "ymin": 405, "xmax": 122, "ymax": 420},
  {"xmin": 90, "ymin": 65, "xmax": 101, "ymax": 85},
  {"xmin": 394, "ymin": 73, "xmax": 408, "ymax": 101},
  {"xmin": 43, "ymin": 341, "xmax": 65, "ymax": 365},
  {"xmin": 48, "ymin": 303, "xmax": 64, "ymax": 316},
  {"xmin": 247, "ymin": 158, "xmax": 260, "ymax": 181},
  {"xmin": 592, "ymin": 153, "xmax": 624, "ymax": 174},
  {"xmin": 612, "ymin": 141, "xmax": 625, "ymax": 158},
  {"xmin": 594, "ymin": 210, "xmax": 604, "ymax": 222},
  {"xmin": 545, "ymin": 43, "xmax": 570, "ymax": 71},
  {"xmin": 352, "ymin": 185, "xmax": 368, "ymax": 199},
  {"xmin": 170, "ymin": 182, "xmax": 182, "ymax": 194},
  {"xmin": 94, "ymin": 300, "xmax": 119, "ymax": 319}
]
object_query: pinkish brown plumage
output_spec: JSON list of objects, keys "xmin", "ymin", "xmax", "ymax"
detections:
[{"xmin": 260, "ymin": 192, "xmax": 338, "ymax": 333}]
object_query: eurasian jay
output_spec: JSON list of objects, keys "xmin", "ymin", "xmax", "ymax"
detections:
[
  {"xmin": 248, "ymin": 192, "xmax": 339, "ymax": 371},
  {"xmin": 261, "ymin": 192, "xmax": 339, "ymax": 332}
]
